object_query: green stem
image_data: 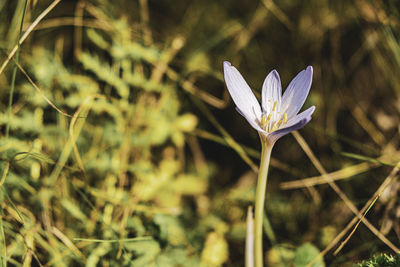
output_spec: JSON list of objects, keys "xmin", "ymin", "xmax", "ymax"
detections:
[
  {"xmin": 0, "ymin": 206, "xmax": 6, "ymax": 267},
  {"xmin": 6, "ymin": 0, "xmax": 28, "ymax": 139},
  {"xmin": 254, "ymin": 138, "xmax": 273, "ymax": 267}
]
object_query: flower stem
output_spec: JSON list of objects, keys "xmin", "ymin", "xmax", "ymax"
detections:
[
  {"xmin": 254, "ymin": 139, "xmax": 273, "ymax": 267},
  {"xmin": 245, "ymin": 206, "xmax": 254, "ymax": 267}
]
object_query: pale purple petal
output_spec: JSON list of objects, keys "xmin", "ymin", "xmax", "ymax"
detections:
[
  {"xmin": 236, "ymin": 107, "xmax": 267, "ymax": 134},
  {"xmin": 261, "ymin": 70, "xmax": 282, "ymax": 114},
  {"xmin": 285, "ymin": 106, "xmax": 315, "ymax": 128},
  {"xmin": 224, "ymin": 61, "xmax": 262, "ymax": 122},
  {"xmin": 269, "ymin": 117, "xmax": 312, "ymax": 142},
  {"xmin": 281, "ymin": 66, "xmax": 313, "ymax": 118}
]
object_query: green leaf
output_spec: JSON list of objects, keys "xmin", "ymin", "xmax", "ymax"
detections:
[
  {"xmin": 354, "ymin": 253, "xmax": 400, "ymax": 267},
  {"xmin": 124, "ymin": 239, "xmax": 161, "ymax": 266},
  {"xmin": 293, "ymin": 243, "xmax": 325, "ymax": 267}
]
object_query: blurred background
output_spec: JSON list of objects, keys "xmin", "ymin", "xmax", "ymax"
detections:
[{"xmin": 1, "ymin": 0, "xmax": 400, "ymax": 266}]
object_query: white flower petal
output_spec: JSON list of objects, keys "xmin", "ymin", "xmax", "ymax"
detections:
[
  {"xmin": 235, "ymin": 107, "xmax": 267, "ymax": 134},
  {"xmin": 281, "ymin": 66, "xmax": 313, "ymax": 118},
  {"xmin": 261, "ymin": 69, "xmax": 282, "ymax": 114},
  {"xmin": 224, "ymin": 61, "xmax": 262, "ymax": 122},
  {"xmin": 285, "ymin": 106, "xmax": 315, "ymax": 128},
  {"xmin": 268, "ymin": 106, "xmax": 315, "ymax": 143},
  {"xmin": 269, "ymin": 117, "xmax": 312, "ymax": 142}
]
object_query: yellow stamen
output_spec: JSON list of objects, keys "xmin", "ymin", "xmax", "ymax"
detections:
[
  {"xmin": 261, "ymin": 115, "xmax": 267, "ymax": 127},
  {"xmin": 283, "ymin": 113, "xmax": 288, "ymax": 124},
  {"xmin": 266, "ymin": 114, "xmax": 272, "ymax": 123},
  {"xmin": 261, "ymin": 114, "xmax": 272, "ymax": 130},
  {"xmin": 272, "ymin": 101, "xmax": 278, "ymax": 112},
  {"xmin": 271, "ymin": 119, "xmax": 282, "ymax": 132}
]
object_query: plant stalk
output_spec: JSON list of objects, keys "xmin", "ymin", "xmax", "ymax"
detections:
[
  {"xmin": 245, "ymin": 206, "xmax": 254, "ymax": 267},
  {"xmin": 6, "ymin": 0, "xmax": 28, "ymax": 139},
  {"xmin": 254, "ymin": 138, "xmax": 273, "ymax": 267}
]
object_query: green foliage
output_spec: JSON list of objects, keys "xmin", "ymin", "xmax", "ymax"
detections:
[
  {"xmin": 294, "ymin": 243, "xmax": 325, "ymax": 267},
  {"xmin": 1, "ymin": 1, "xmax": 212, "ymax": 265},
  {"xmin": 354, "ymin": 253, "xmax": 400, "ymax": 267},
  {"xmin": 266, "ymin": 243, "xmax": 324, "ymax": 267}
]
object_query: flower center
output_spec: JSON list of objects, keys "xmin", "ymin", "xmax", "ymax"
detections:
[{"xmin": 260, "ymin": 101, "xmax": 288, "ymax": 133}]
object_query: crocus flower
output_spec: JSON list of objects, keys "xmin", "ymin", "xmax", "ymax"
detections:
[
  {"xmin": 223, "ymin": 61, "xmax": 315, "ymax": 144},
  {"xmin": 223, "ymin": 61, "xmax": 315, "ymax": 267}
]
